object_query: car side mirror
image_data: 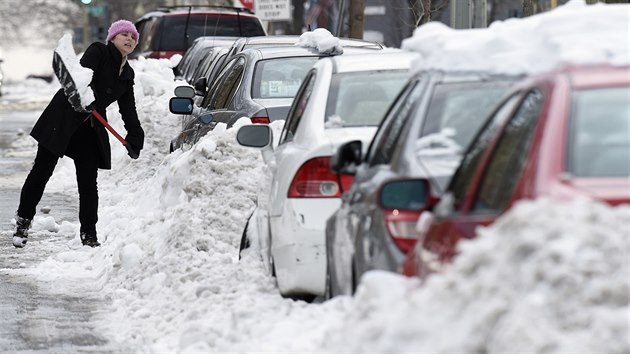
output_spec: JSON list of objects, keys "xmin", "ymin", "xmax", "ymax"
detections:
[
  {"xmin": 174, "ymin": 85, "xmax": 195, "ymax": 98},
  {"xmin": 198, "ymin": 112, "xmax": 214, "ymax": 124},
  {"xmin": 330, "ymin": 140, "xmax": 362, "ymax": 176},
  {"xmin": 378, "ymin": 178, "xmax": 431, "ymax": 210},
  {"xmin": 194, "ymin": 77, "xmax": 207, "ymax": 96},
  {"xmin": 169, "ymin": 97, "xmax": 194, "ymax": 115},
  {"xmin": 236, "ymin": 125, "xmax": 272, "ymax": 148}
]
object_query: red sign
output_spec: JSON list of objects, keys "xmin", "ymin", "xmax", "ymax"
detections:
[{"xmin": 240, "ymin": 0, "xmax": 254, "ymax": 10}]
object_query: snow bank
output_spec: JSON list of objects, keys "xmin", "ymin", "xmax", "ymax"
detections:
[
  {"xmin": 324, "ymin": 198, "xmax": 630, "ymax": 353},
  {"xmin": 403, "ymin": 0, "xmax": 630, "ymax": 74}
]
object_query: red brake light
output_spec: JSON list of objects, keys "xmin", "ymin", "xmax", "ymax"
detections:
[
  {"xmin": 383, "ymin": 209, "xmax": 421, "ymax": 253},
  {"xmin": 250, "ymin": 116, "xmax": 270, "ymax": 124},
  {"xmin": 288, "ymin": 157, "xmax": 352, "ymax": 198}
]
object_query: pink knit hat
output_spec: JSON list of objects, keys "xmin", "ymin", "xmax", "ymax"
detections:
[{"xmin": 106, "ymin": 20, "xmax": 139, "ymax": 42}]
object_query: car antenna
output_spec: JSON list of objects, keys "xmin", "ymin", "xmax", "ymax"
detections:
[{"xmin": 183, "ymin": 6, "xmax": 192, "ymax": 53}]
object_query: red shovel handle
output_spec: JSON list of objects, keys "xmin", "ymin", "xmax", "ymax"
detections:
[{"xmin": 90, "ymin": 111, "xmax": 139, "ymax": 159}]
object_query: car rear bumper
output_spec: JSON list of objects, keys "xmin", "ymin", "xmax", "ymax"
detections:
[{"xmin": 270, "ymin": 198, "xmax": 341, "ymax": 296}]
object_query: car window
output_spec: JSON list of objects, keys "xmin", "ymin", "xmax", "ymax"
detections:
[
  {"xmin": 567, "ymin": 86, "xmax": 630, "ymax": 177},
  {"xmin": 138, "ymin": 18, "xmax": 159, "ymax": 53},
  {"xmin": 419, "ymin": 80, "xmax": 515, "ymax": 152},
  {"xmin": 472, "ymin": 89, "xmax": 544, "ymax": 213},
  {"xmin": 280, "ymin": 71, "xmax": 316, "ymax": 144},
  {"xmin": 159, "ymin": 15, "xmax": 264, "ymax": 51},
  {"xmin": 366, "ymin": 79, "xmax": 423, "ymax": 167},
  {"xmin": 324, "ymin": 70, "xmax": 409, "ymax": 128},
  {"xmin": 212, "ymin": 56, "xmax": 246, "ymax": 109},
  {"xmin": 195, "ymin": 49, "xmax": 216, "ymax": 80},
  {"xmin": 203, "ymin": 56, "xmax": 238, "ymax": 109},
  {"xmin": 252, "ymin": 57, "xmax": 318, "ymax": 99},
  {"xmin": 448, "ymin": 93, "xmax": 522, "ymax": 210}
]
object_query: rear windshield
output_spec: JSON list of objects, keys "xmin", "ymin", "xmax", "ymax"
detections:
[
  {"xmin": 159, "ymin": 15, "xmax": 265, "ymax": 51},
  {"xmin": 325, "ymin": 70, "xmax": 410, "ymax": 127},
  {"xmin": 252, "ymin": 57, "xmax": 319, "ymax": 99},
  {"xmin": 419, "ymin": 81, "xmax": 514, "ymax": 151},
  {"xmin": 568, "ymin": 86, "xmax": 630, "ymax": 177}
]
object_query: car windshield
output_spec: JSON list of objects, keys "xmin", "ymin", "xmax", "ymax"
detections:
[
  {"xmin": 325, "ymin": 70, "xmax": 410, "ymax": 128},
  {"xmin": 252, "ymin": 57, "xmax": 318, "ymax": 99},
  {"xmin": 160, "ymin": 15, "xmax": 264, "ymax": 51},
  {"xmin": 568, "ymin": 86, "xmax": 630, "ymax": 177}
]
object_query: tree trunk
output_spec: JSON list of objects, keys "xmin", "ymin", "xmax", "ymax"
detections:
[
  {"xmin": 348, "ymin": 0, "xmax": 364, "ymax": 39},
  {"xmin": 417, "ymin": 0, "xmax": 432, "ymax": 25},
  {"xmin": 291, "ymin": 0, "xmax": 305, "ymax": 34},
  {"xmin": 523, "ymin": 0, "xmax": 535, "ymax": 16}
]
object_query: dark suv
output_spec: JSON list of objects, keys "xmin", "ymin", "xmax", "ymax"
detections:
[{"xmin": 131, "ymin": 5, "xmax": 266, "ymax": 59}]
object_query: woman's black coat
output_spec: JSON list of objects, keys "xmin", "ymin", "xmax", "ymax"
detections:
[{"xmin": 31, "ymin": 41, "xmax": 144, "ymax": 169}]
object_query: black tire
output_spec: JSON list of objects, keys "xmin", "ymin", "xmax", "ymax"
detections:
[
  {"xmin": 324, "ymin": 266, "xmax": 333, "ymax": 300},
  {"xmin": 351, "ymin": 260, "xmax": 358, "ymax": 295},
  {"xmin": 270, "ymin": 255, "xmax": 276, "ymax": 277},
  {"xmin": 238, "ymin": 213, "xmax": 253, "ymax": 260}
]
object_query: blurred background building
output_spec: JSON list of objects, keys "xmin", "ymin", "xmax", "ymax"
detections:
[{"xmin": 0, "ymin": 0, "xmax": 624, "ymax": 80}]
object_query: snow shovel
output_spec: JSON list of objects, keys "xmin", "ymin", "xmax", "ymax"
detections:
[{"xmin": 52, "ymin": 38, "xmax": 139, "ymax": 159}]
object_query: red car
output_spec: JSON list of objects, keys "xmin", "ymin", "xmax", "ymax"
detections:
[
  {"xmin": 131, "ymin": 6, "xmax": 265, "ymax": 59},
  {"xmin": 396, "ymin": 64, "xmax": 630, "ymax": 278}
]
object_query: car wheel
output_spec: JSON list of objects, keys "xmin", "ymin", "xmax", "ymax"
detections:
[
  {"xmin": 324, "ymin": 267, "xmax": 333, "ymax": 300},
  {"xmin": 270, "ymin": 255, "xmax": 276, "ymax": 277},
  {"xmin": 351, "ymin": 260, "xmax": 358, "ymax": 295},
  {"xmin": 238, "ymin": 213, "xmax": 253, "ymax": 260}
]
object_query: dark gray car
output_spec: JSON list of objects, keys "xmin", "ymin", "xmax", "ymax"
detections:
[
  {"xmin": 325, "ymin": 70, "xmax": 520, "ymax": 298},
  {"xmin": 168, "ymin": 45, "xmax": 381, "ymax": 152},
  {"xmin": 175, "ymin": 36, "xmax": 238, "ymax": 83}
]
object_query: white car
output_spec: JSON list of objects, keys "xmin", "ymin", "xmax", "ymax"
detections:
[{"xmin": 237, "ymin": 51, "xmax": 417, "ymax": 297}]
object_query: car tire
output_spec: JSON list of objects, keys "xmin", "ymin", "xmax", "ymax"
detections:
[
  {"xmin": 238, "ymin": 212, "xmax": 254, "ymax": 260},
  {"xmin": 270, "ymin": 255, "xmax": 276, "ymax": 277},
  {"xmin": 324, "ymin": 267, "xmax": 333, "ymax": 300},
  {"xmin": 351, "ymin": 260, "xmax": 358, "ymax": 295}
]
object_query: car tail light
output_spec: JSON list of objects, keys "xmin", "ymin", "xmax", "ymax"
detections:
[
  {"xmin": 383, "ymin": 209, "xmax": 421, "ymax": 253},
  {"xmin": 250, "ymin": 116, "xmax": 270, "ymax": 124},
  {"xmin": 288, "ymin": 157, "xmax": 353, "ymax": 198}
]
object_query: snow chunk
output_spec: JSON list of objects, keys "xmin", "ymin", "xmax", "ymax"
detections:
[
  {"xmin": 296, "ymin": 28, "xmax": 343, "ymax": 55},
  {"xmin": 55, "ymin": 33, "xmax": 95, "ymax": 108}
]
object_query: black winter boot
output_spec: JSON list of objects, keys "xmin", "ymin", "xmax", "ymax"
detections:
[
  {"xmin": 80, "ymin": 231, "xmax": 100, "ymax": 247},
  {"xmin": 13, "ymin": 215, "xmax": 32, "ymax": 248}
]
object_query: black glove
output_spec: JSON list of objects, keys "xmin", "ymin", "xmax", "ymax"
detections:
[
  {"xmin": 126, "ymin": 143, "xmax": 141, "ymax": 159},
  {"xmin": 124, "ymin": 131, "xmax": 144, "ymax": 160}
]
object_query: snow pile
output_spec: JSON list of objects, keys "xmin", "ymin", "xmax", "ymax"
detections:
[
  {"xmin": 403, "ymin": 0, "xmax": 630, "ymax": 74},
  {"xmin": 54, "ymin": 33, "xmax": 95, "ymax": 108},
  {"xmin": 324, "ymin": 198, "xmax": 630, "ymax": 353},
  {"xmin": 295, "ymin": 28, "xmax": 343, "ymax": 55},
  {"xmin": 3, "ymin": 1, "xmax": 629, "ymax": 351}
]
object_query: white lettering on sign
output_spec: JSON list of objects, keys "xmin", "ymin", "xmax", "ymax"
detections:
[
  {"xmin": 254, "ymin": 0, "xmax": 291, "ymax": 21},
  {"xmin": 365, "ymin": 6, "xmax": 386, "ymax": 16}
]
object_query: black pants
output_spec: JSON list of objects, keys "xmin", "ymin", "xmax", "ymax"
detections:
[{"xmin": 17, "ymin": 123, "xmax": 100, "ymax": 234}]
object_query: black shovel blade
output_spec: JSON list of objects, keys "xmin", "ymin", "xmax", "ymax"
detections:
[{"xmin": 52, "ymin": 51, "xmax": 89, "ymax": 113}]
